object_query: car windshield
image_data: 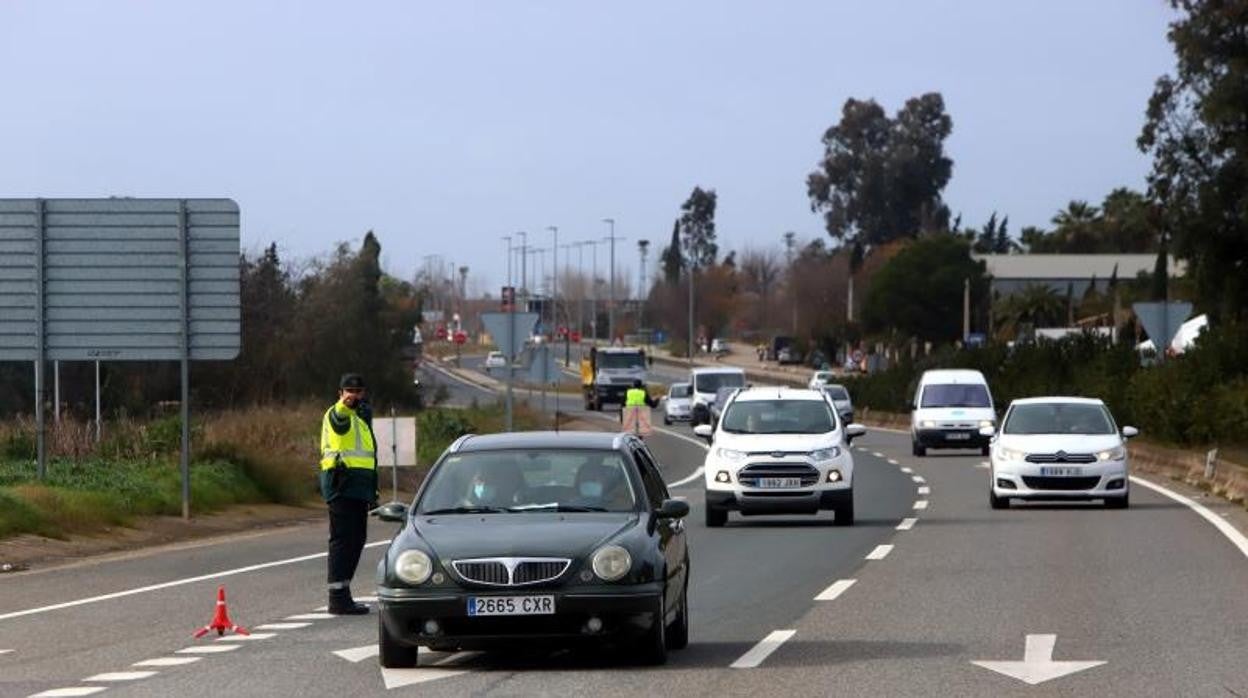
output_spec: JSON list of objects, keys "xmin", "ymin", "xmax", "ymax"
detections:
[
  {"xmin": 823, "ymin": 385, "xmax": 849, "ymax": 400},
  {"xmin": 721, "ymin": 399, "xmax": 835, "ymax": 435},
  {"xmin": 1003, "ymin": 403, "xmax": 1116, "ymax": 435},
  {"xmin": 921, "ymin": 383, "xmax": 991, "ymax": 408},
  {"xmin": 418, "ymin": 449, "xmax": 639, "ymax": 514},
  {"xmin": 598, "ymin": 352, "xmax": 644, "ymax": 369},
  {"xmin": 694, "ymin": 372, "xmax": 745, "ymax": 393},
  {"xmin": 669, "ymin": 384, "xmax": 691, "ymax": 399}
]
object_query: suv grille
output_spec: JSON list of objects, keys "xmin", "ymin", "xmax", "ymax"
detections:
[
  {"xmin": 1022, "ymin": 476, "xmax": 1101, "ymax": 491},
  {"xmin": 738, "ymin": 462, "xmax": 819, "ymax": 488},
  {"xmin": 452, "ymin": 558, "xmax": 570, "ymax": 587},
  {"xmin": 1025, "ymin": 453, "xmax": 1097, "ymax": 464}
]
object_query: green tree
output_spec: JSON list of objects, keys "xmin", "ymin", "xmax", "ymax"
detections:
[
  {"xmin": 659, "ymin": 219, "xmax": 683, "ymax": 284},
  {"xmin": 1139, "ymin": 0, "xmax": 1248, "ymax": 321},
  {"xmin": 994, "ymin": 284, "xmax": 1067, "ymax": 338},
  {"xmin": 678, "ymin": 187, "xmax": 718, "ymax": 268},
  {"xmin": 807, "ymin": 93, "xmax": 953, "ymax": 252},
  {"xmin": 861, "ymin": 234, "xmax": 987, "ymax": 342},
  {"xmin": 971, "ymin": 212, "xmax": 1015, "ymax": 254}
]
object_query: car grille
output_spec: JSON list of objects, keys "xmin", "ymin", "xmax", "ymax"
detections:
[
  {"xmin": 1025, "ymin": 453, "xmax": 1097, "ymax": 464},
  {"xmin": 737, "ymin": 462, "xmax": 819, "ymax": 488},
  {"xmin": 452, "ymin": 558, "xmax": 570, "ymax": 587},
  {"xmin": 1022, "ymin": 476, "xmax": 1102, "ymax": 491}
]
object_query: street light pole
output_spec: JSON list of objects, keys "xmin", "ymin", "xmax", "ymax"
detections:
[
  {"xmin": 603, "ymin": 218, "xmax": 621, "ymax": 342},
  {"xmin": 589, "ymin": 240, "xmax": 600, "ymax": 342},
  {"xmin": 547, "ymin": 226, "xmax": 559, "ymax": 331},
  {"xmin": 517, "ymin": 231, "xmax": 527, "ymax": 312},
  {"xmin": 502, "ymin": 235, "xmax": 514, "ymax": 431}
]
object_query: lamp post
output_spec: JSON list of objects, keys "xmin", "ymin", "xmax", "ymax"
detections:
[
  {"xmin": 517, "ymin": 231, "xmax": 528, "ymax": 312},
  {"xmin": 602, "ymin": 218, "xmax": 622, "ymax": 342},
  {"xmin": 547, "ymin": 226, "xmax": 559, "ymax": 331}
]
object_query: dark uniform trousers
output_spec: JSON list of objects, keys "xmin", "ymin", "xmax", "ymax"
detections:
[{"xmin": 327, "ymin": 496, "xmax": 369, "ymax": 589}]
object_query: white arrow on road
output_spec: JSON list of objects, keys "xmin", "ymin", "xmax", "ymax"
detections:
[
  {"xmin": 0, "ymin": 649, "xmax": 12, "ymax": 655},
  {"xmin": 332, "ymin": 644, "xmax": 473, "ymax": 689},
  {"xmin": 972, "ymin": 634, "xmax": 1105, "ymax": 685}
]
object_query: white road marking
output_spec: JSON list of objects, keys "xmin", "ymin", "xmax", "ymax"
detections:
[
  {"xmin": 667, "ymin": 466, "xmax": 706, "ymax": 488},
  {"xmin": 972, "ymin": 634, "xmax": 1105, "ymax": 685},
  {"xmin": 977, "ymin": 462, "xmax": 991, "ymax": 469},
  {"xmin": 887, "ymin": 458, "xmax": 899, "ymax": 465},
  {"xmin": 83, "ymin": 671, "xmax": 157, "ymax": 682},
  {"xmin": 731, "ymin": 629, "xmax": 796, "ymax": 669},
  {"xmin": 254, "ymin": 622, "xmax": 311, "ymax": 631},
  {"xmin": 334, "ymin": 644, "xmax": 380, "ymax": 663},
  {"xmin": 917, "ymin": 486, "xmax": 930, "ymax": 495},
  {"xmin": 0, "ymin": 649, "xmax": 12, "ymax": 655},
  {"xmin": 286, "ymin": 613, "xmax": 336, "ymax": 621},
  {"xmin": 1131, "ymin": 476, "xmax": 1248, "ymax": 559},
  {"xmin": 912, "ymin": 475, "xmax": 926, "ymax": 483},
  {"xmin": 914, "ymin": 500, "xmax": 929, "ymax": 510},
  {"xmin": 865, "ymin": 544, "xmax": 894, "ymax": 560},
  {"xmin": 814, "ymin": 579, "xmax": 856, "ymax": 601},
  {"xmin": 896, "ymin": 518, "xmax": 917, "ymax": 531},
  {"xmin": 217, "ymin": 632, "xmax": 276, "ymax": 642},
  {"xmin": 0, "ymin": 541, "xmax": 390, "ymax": 623},
  {"xmin": 871, "ymin": 451, "xmax": 884, "ymax": 458},
  {"xmin": 900, "ymin": 467, "xmax": 913, "ymax": 474},
  {"xmin": 175, "ymin": 645, "xmax": 241, "ymax": 655},
  {"xmin": 29, "ymin": 689, "xmax": 107, "ymax": 697},
  {"xmin": 381, "ymin": 667, "xmax": 469, "ymax": 689},
  {"xmin": 133, "ymin": 657, "xmax": 201, "ymax": 667}
]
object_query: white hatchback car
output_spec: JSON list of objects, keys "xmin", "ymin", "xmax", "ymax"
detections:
[
  {"xmin": 695, "ymin": 386, "xmax": 866, "ymax": 527},
  {"xmin": 986, "ymin": 397, "xmax": 1138, "ymax": 509},
  {"xmin": 663, "ymin": 382, "xmax": 694, "ymax": 425},
  {"xmin": 484, "ymin": 351, "xmax": 507, "ymax": 369},
  {"xmin": 808, "ymin": 370, "xmax": 835, "ymax": 389}
]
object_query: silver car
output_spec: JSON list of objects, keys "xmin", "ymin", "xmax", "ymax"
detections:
[
  {"xmin": 821, "ymin": 384, "xmax": 853, "ymax": 425},
  {"xmin": 664, "ymin": 382, "xmax": 693, "ymax": 425}
]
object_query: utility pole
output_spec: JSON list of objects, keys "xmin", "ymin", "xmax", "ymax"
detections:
[
  {"xmin": 517, "ymin": 231, "xmax": 528, "ymax": 313},
  {"xmin": 637, "ymin": 239, "xmax": 650, "ymax": 337},
  {"xmin": 783, "ymin": 231, "xmax": 797, "ymax": 334},
  {"xmin": 962, "ymin": 277, "xmax": 971, "ymax": 342},
  {"xmin": 688, "ymin": 252, "xmax": 696, "ymax": 366},
  {"xmin": 502, "ymin": 235, "xmax": 515, "ymax": 431},
  {"xmin": 547, "ymin": 226, "xmax": 559, "ymax": 331},
  {"xmin": 603, "ymin": 218, "xmax": 622, "ymax": 343},
  {"xmin": 589, "ymin": 239, "xmax": 600, "ymax": 342}
]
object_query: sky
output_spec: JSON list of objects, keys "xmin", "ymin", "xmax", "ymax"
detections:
[{"xmin": 0, "ymin": 1, "xmax": 1178, "ymax": 295}]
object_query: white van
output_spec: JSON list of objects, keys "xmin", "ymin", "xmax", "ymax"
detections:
[
  {"xmin": 689, "ymin": 366, "xmax": 746, "ymax": 426},
  {"xmin": 910, "ymin": 369, "xmax": 995, "ymax": 456}
]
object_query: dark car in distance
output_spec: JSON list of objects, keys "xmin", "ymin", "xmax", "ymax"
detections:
[{"xmin": 374, "ymin": 431, "xmax": 691, "ymax": 666}]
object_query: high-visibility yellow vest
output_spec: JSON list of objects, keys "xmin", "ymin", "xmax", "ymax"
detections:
[
  {"xmin": 320, "ymin": 403, "xmax": 376, "ymax": 471},
  {"xmin": 625, "ymin": 388, "xmax": 648, "ymax": 407}
]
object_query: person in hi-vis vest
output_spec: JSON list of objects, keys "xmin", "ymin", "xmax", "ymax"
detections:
[
  {"xmin": 622, "ymin": 379, "xmax": 659, "ymax": 435},
  {"xmin": 319, "ymin": 373, "xmax": 378, "ymax": 615}
]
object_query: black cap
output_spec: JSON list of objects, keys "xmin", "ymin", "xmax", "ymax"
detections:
[
  {"xmin": 339, "ymin": 373, "xmax": 366, "ymax": 390},
  {"xmin": 633, "ymin": 379, "xmax": 644, "ymax": 388}
]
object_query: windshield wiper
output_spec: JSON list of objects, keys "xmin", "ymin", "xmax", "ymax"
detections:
[
  {"xmin": 507, "ymin": 504, "xmax": 609, "ymax": 513},
  {"xmin": 422, "ymin": 506, "xmax": 508, "ymax": 515}
]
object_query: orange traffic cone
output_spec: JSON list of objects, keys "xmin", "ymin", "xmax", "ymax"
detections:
[{"xmin": 193, "ymin": 585, "xmax": 249, "ymax": 638}]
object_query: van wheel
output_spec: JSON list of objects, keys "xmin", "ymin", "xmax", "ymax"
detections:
[{"xmin": 912, "ymin": 441, "xmax": 926, "ymax": 457}]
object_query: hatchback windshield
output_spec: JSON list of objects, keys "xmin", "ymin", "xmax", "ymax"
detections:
[
  {"xmin": 822, "ymin": 385, "xmax": 849, "ymax": 400},
  {"xmin": 669, "ymin": 383, "xmax": 691, "ymax": 399},
  {"xmin": 694, "ymin": 372, "xmax": 745, "ymax": 393},
  {"xmin": 921, "ymin": 383, "xmax": 991, "ymax": 408},
  {"xmin": 1003, "ymin": 403, "xmax": 1116, "ymax": 435},
  {"xmin": 418, "ymin": 449, "xmax": 638, "ymax": 514},
  {"xmin": 721, "ymin": 399, "xmax": 835, "ymax": 435}
]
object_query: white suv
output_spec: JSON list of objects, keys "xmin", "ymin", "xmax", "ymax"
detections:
[{"xmin": 695, "ymin": 387, "xmax": 865, "ymax": 527}]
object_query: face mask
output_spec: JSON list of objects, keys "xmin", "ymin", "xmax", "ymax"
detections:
[
  {"xmin": 579, "ymin": 481, "xmax": 604, "ymax": 498},
  {"xmin": 473, "ymin": 483, "xmax": 494, "ymax": 500}
]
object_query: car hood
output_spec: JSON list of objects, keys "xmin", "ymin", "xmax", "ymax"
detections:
[
  {"xmin": 412, "ymin": 512, "xmax": 638, "ymax": 559},
  {"xmin": 714, "ymin": 431, "xmax": 838, "ymax": 452},
  {"xmin": 996, "ymin": 433, "xmax": 1122, "ymax": 454},
  {"xmin": 667, "ymin": 398, "xmax": 691, "ymax": 409}
]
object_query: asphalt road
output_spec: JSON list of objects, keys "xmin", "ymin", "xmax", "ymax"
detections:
[{"xmin": 2, "ymin": 360, "xmax": 1246, "ymax": 697}]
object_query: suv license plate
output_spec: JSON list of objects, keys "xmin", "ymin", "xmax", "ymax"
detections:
[
  {"xmin": 757, "ymin": 477, "xmax": 803, "ymax": 488},
  {"xmin": 945, "ymin": 432, "xmax": 970, "ymax": 441},
  {"xmin": 1040, "ymin": 467, "xmax": 1082, "ymax": 476},
  {"xmin": 467, "ymin": 596, "xmax": 555, "ymax": 617}
]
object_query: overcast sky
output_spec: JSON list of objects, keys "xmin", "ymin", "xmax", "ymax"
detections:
[{"xmin": 0, "ymin": 1, "xmax": 1176, "ymax": 293}]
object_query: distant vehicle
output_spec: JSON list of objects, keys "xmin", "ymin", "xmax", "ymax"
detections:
[
  {"xmin": 689, "ymin": 367, "xmax": 746, "ymax": 426},
  {"xmin": 710, "ymin": 338, "xmax": 729, "ymax": 354},
  {"xmin": 777, "ymin": 347, "xmax": 801, "ymax": 365},
  {"xmin": 808, "ymin": 371, "xmax": 835, "ymax": 389},
  {"xmin": 985, "ymin": 397, "xmax": 1137, "ymax": 509},
  {"xmin": 910, "ymin": 369, "xmax": 995, "ymax": 457},
  {"xmin": 708, "ymin": 386, "xmax": 739, "ymax": 428},
  {"xmin": 820, "ymin": 384, "xmax": 853, "ymax": 425},
  {"xmin": 696, "ymin": 386, "xmax": 866, "ymax": 527},
  {"xmin": 580, "ymin": 346, "xmax": 648, "ymax": 411},
  {"xmin": 663, "ymin": 383, "xmax": 693, "ymax": 425},
  {"xmin": 484, "ymin": 351, "xmax": 506, "ymax": 369},
  {"xmin": 770, "ymin": 335, "xmax": 795, "ymax": 361},
  {"xmin": 375, "ymin": 431, "xmax": 690, "ymax": 666}
]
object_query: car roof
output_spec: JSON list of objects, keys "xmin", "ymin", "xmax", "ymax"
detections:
[
  {"xmin": 691, "ymin": 366, "xmax": 745, "ymax": 375},
  {"xmin": 453, "ymin": 431, "xmax": 630, "ymax": 453},
  {"xmin": 669, "ymin": 382, "xmax": 690, "ymax": 389},
  {"xmin": 732, "ymin": 386, "xmax": 826, "ymax": 402},
  {"xmin": 919, "ymin": 369, "xmax": 987, "ymax": 384},
  {"xmin": 1009, "ymin": 396, "xmax": 1106, "ymax": 406}
]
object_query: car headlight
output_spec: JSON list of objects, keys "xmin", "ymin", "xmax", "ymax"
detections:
[
  {"xmin": 716, "ymin": 447, "xmax": 745, "ymax": 461},
  {"xmin": 920, "ymin": 420, "xmax": 935, "ymax": 428},
  {"xmin": 809, "ymin": 447, "xmax": 841, "ymax": 461},
  {"xmin": 394, "ymin": 550, "xmax": 433, "ymax": 585},
  {"xmin": 1097, "ymin": 446, "xmax": 1126, "ymax": 462},
  {"xmin": 996, "ymin": 446, "xmax": 1026, "ymax": 462},
  {"xmin": 978, "ymin": 420, "xmax": 994, "ymax": 428},
  {"xmin": 714, "ymin": 470, "xmax": 732, "ymax": 483},
  {"xmin": 591, "ymin": 545, "xmax": 632, "ymax": 582},
  {"xmin": 825, "ymin": 469, "xmax": 843, "ymax": 483}
]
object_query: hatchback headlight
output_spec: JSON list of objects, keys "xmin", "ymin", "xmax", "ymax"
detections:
[
  {"xmin": 716, "ymin": 447, "xmax": 745, "ymax": 461},
  {"xmin": 591, "ymin": 545, "xmax": 632, "ymax": 582},
  {"xmin": 1097, "ymin": 446, "xmax": 1126, "ymax": 462},
  {"xmin": 809, "ymin": 447, "xmax": 841, "ymax": 462},
  {"xmin": 395, "ymin": 550, "xmax": 433, "ymax": 585},
  {"xmin": 996, "ymin": 446, "xmax": 1026, "ymax": 462}
]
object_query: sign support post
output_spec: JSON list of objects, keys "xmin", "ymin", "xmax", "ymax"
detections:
[
  {"xmin": 177, "ymin": 201, "xmax": 193, "ymax": 520},
  {"xmin": 33, "ymin": 199, "xmax": 46, "ymax": 480}
]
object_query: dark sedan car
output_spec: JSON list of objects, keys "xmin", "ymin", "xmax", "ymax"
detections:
[{"xmin": 374, "ymin": 431, "xmax": 691, "ymax": 667}]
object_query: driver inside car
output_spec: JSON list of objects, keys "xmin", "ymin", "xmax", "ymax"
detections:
[
  {"xmin": 573, "ymin": 459, "xmax": 632, "ymax": 510},
  {"xmin": 461, "ymin": 460, "xmax": 523, "ymax": 509}
]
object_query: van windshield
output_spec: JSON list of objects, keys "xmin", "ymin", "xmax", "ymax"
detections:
[
  {"xmin": 694, "ymin": 372, "xmax": 745, "ymax": 393},
  {"xmin": 921, "ymin": 384, "xmax": 990, "ymax": 408}
]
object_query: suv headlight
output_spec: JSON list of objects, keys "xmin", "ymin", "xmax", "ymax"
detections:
[
  {"xmin": 809, "ymin": 447, "xmax": 841, "ymax": 462},
  {"xmin": 996, "ymin": 446, "xmax": 1026, "ymax": 462},
  {"xmin": 715, "ymin": 447, "xmax": 745, "ymax": 461},
  {"xmin": 1097, "ymin": 446, "xmax": 1126, "ymax": 462},
  {"xmin": 395, "ymin": 550, "xmax": 433, "ymax": 585},
  {"xmin": 591, "ymin": 545, "xmax": 632, "ymax": 582}
]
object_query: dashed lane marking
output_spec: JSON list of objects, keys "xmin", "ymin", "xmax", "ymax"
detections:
[
  {"xmin": 865, "ymin": 545, "xmax": 894, "ymax": 560},
  {"xmin": 82, "ymin": 672, "xmax": 157, "ymax": 682},
  {"xmin": 217, "ymin": 633, "xmax": 277, "ymax": 642},
  {"xmin": 814, "ymin": 579, "xmax": 856, "ymax": 601},
  {"xmin": 977, "ymin": 462, "xmax": 990, "ymax": 469},
  {"xmin": 896, "ymin": 518, "xmax": 917, "ymax": 531},
  {"xmin": 871, "ymin": 451, "xmax": 885, "ymax": 458},
  {"xmin": 912, "ymin": 475, "xmax": 926, "ymax": 484},
  {"xmin": 914, "ymin": 500, "xmax": 929, "ymax": 510},
  {"xmin": 254, "ymin": 622, "xmax": 311, "ymax": 631},
  {"xmin": 29, "ymin": 688, "xmax": 107, "ymax": 697},
  {"xmin": 286, "ymin": 613, "xmax": 336, "ymax": 621},
  {"xmin": 918, "ymin": 486, "xmax": 930, "ymax": 495},
  {"xmin": 900, "ymin": 467, "xmax": 913, "ymax": 474},
  {"xmin": 133, "ymin": 657, "xmax": 201, "ymax": 667},
  {"xmin": 175, "ymin": 645, "xmax": 241, "ymax": 655},
  {"xmin": 730, "ymin": 630, "xmax": 796, "ymax": 669},
  {"xmin": 887, "ymin": 458, "xmax": 899, "ymax": 465}
]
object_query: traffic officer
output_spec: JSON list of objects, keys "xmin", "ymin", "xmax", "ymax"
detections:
[
  {"xmin": 320, "ymin": 373, "xmax": 378, "ymax": 615},
  {"xmin": 625, "ymin": 379, "xmax": 660, "ymax": 410}
]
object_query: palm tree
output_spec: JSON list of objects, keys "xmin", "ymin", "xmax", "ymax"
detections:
[{"xmin": 994, "ymin": 284, "xmax": 1067, "ymax": 338}]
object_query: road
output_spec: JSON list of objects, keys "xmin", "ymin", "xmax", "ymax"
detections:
[{"xmin": 2, "ymin": 359, "xmax": 1246, "ymax": 696}]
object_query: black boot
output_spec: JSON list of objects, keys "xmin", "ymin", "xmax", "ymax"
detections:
[{"xmin": 328, "ymin": 588, "xmax": 369, "ymax": 615}]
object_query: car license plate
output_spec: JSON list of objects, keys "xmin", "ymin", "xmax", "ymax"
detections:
[
  {"xmin": 467, "ymin": 595, "xmax": 555, "ymax": 617},
  {"xmin": 757, "ymin": 477, "xmax": 803, "ymax": 488},
  {"xmin": 1040, "ymin": 467, "xmax": 1082, "ymax": 476},
  {"xmin": 945, "ymin": 432, "xmax": 970, "ymax": 441}
]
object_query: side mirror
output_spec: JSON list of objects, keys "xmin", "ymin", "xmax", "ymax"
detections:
[
  {"xmin": 693, "ymin": 423, "xmax": 714, "ymax": 443},
  {"xmin": 655, "ymin": 498, "xmax": 690, "ymax": 519},
  {"xmin": 908, "ymin": 402, "xmax": 917, "ymax": 411},
  {"xmin": 373, "ymin": 501, "xmax": 409, "ymax": 523},
  {"xmin": 978, "ymin": 425, "xmax": 995, "ymax": 438},
  {"xmin": 844, "ymin": 423, "xmax": 866, "ymax": 443},
  {"xmin": 1121, "ymin": 426, "xmax": 1139, "ymax": 439}
]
